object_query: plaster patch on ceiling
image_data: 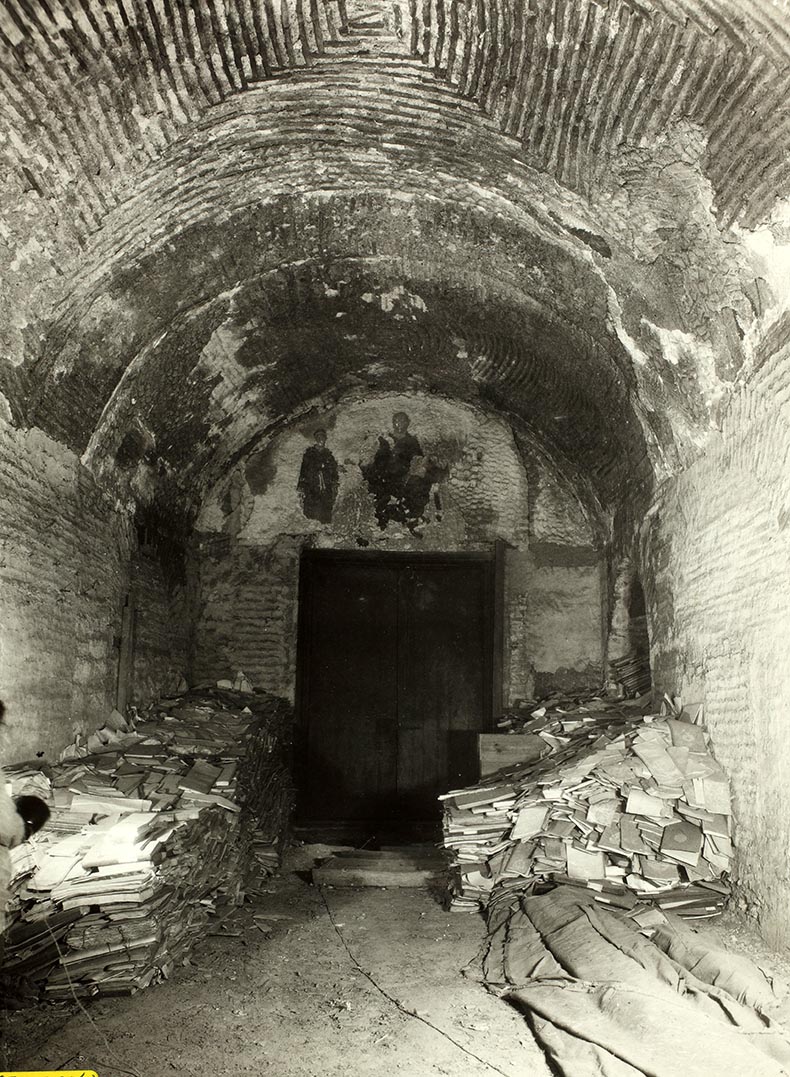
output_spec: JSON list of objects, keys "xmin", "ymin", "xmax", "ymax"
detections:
[
  {"xmin": 606, "ymin": 288, "xmax": 649, "ymax": 368},
  {"xmin": 9, "ymin": 235, "xmax": 46, "ymax": 272},
  {"xmin": 643, "ymin": 322, "xmax": 732, "ymax": 417},
  {"xmin": 380, "ymin": 285, "xmax": 427, "ymax": 315},
  {"xmin": 360, "ymin": 284, "xmax": 428, "ymax": 317},
  {"xmin": 197, "ymin": 319, "xmax": 271, "ymax": 449},
  {"xmin": 734, "ymin": 204, "xmax": 790, "ymax": 331}
]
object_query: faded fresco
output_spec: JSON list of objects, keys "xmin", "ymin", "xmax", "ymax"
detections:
[
  {"xmin": 296, "ymin": 428, "xmax": 339, "ymax": 524},
  {"xmin": 199, "ymin": 394, "xmax": 545, "ymax": 548},
  {"xmin": 194, "ymin": 393, "xmax": 604, "ymax": 702},
  {"xmin": 360, "ymin": 411, "xmax": 447, "ymax": 535}
]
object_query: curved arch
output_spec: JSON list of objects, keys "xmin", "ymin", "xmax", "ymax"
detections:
[
  {"xmin": 0, "ymin": 0, "xmax": 783, "ymax": 541},
  {"xmin": 44, "ymin": 215, "xmax": 657, "ymax": 511},
  {"xmin": 1, "ymin": 0, "xmax": 788, "ymax": 231}
]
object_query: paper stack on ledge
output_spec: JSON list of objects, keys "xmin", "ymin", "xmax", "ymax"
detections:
[
  {"xmin": 609, "ymin": 651, "xmax": 652, "ymax": 697},
  {"xmin": 2, "ymin": 683, "xmax": 293, "ymax": 1001},
  {"xmin": 441, "ymin": 695, "xmax": 734, "ymax": 921}
]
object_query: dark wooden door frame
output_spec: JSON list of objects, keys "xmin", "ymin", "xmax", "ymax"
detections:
[{"xmin": 294, "ymin": 548, "xmax": 501, "ymax": 823}]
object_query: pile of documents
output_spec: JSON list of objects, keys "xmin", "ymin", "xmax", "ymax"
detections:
[
  {"xmin": 440, "ymin": 696, "xmax": 733, "ymax": 920},
  {"xmin": 235, "ymin": 692, "xmax": 294, "ymax": 874},
  {"xmin": 2, "ymin": 684, "xmax": 293, "ymax": 999},
  {"xmin": 609, "ymin": 651, "xmax": 652, "ymax": 697}
]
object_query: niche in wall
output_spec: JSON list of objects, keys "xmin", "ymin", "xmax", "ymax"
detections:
[{"xmin": 607, "ymin": 558, "xmax": 652, "ymax": 696}]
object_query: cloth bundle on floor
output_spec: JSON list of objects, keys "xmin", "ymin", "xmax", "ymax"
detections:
[{"xmin": 481, "ymin": 885, "xmax": 790, "ymax": 1077}]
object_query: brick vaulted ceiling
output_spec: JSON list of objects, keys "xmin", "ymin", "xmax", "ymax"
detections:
[{"xmin": 1, "ymin": 0, "xmax": 788, "ymax": 521}]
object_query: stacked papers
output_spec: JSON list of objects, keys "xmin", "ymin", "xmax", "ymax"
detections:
[
  {"xmin": 2, "ymin": 685, "xmax": 293, "ymax": 999},
  {"xmin": 441, "ymin": 695, "xmax": 733, "ymax": 920}
]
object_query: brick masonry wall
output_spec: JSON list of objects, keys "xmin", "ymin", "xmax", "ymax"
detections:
[
  {"xmin": 190, "ymin": 533, "xmax": 302, "ymax": 698},
  {"xmin": 0, "ymin": 422, "xmax": 132, "ymax": 762},
  {"xmin": 0, "ymin": 421, "xmax": 189, "ymax": 763},
  {"xmin": 646, "ymin": 339, "xmax": 790, "ymax": 945},
  {"xmin": 131, "ymin": 549, "xmax": 190, "ymax": 709},
  {"xmin": 192, "ymin": 394, "xmax": 603, "ymax": 704}
]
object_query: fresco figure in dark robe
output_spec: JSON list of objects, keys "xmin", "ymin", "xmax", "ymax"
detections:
[
  {"xmin": 297, "ymin": 428, "xmax": 339, "ymax": 524},
  {"xmin": 362, "ymin": 411, "xmax": 446, "ymax": 534}
]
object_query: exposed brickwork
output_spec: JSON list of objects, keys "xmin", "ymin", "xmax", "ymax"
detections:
[
  {"xmin": 646, "ymin": 334, "xmax": 790, "ymax": 945},
  {"xmin": 30, "ymin": 190, "xmax": 654, "ymax": 512},
  {"xmin": 130, "ymin": 549, "xmax": 190, "ymax": 707},
  {"xmin": 0, "ymin": 421, "xmax": 191, "ymax": 763},
  {"xmin": 409, "ymin": 0, "xmax": 790, "ymax": 230},
  {"xmin": 0, "ymin": 0, "xmax": 788, "ymax": 949},
  {"xmin": 0, "ymin": 0, "xmax": 786, "ymax": 235},
  {"xmin": 191, "ymin": 533, "xmax": 301, "ymax": 697},
  {"xmin": 2, "ymin": 0, "xmax": 785, "ymax": 538},
  {"xmin": 0, "ymin": 422, "xmax": 132, "ymax": 761}
]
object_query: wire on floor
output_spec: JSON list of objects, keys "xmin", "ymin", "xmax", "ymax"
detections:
[
  {"xmin": 40, "ymin": 917, "xmax": 143, "ymax": 1077},
  {"xmin": 317, "ymin": 884, "xmax": 516, "ymax": 1077}
]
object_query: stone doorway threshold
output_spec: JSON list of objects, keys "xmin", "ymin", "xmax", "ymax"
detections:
[{"xmin": 292, "ymin": 821, "xmax": 442, "ymax": 847}]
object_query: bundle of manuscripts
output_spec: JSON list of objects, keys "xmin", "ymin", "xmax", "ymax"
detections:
[
  {"xmin": 2, "ymin": 684, "xmax": 293, "ymax": 1000},
  {"xmin": 441, "ymin": 696, "xmax": 733, "ymax": 925}
]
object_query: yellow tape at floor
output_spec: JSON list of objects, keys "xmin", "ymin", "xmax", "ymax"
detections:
[{"xmin": 0, "ymin": 1071, "xmax": 99, "ymax": 1076}]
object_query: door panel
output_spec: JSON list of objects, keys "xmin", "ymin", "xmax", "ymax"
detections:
[
  {"xmin": 297, "ymin": 554, "xmax": 493, "ymax": 824},
  {"xmin": 301, "ymin": 560, "xmax": 399, "ymax": 821},
  {"xmin": 397, "ymin": 563, "xmax": 488, "ymax": 816}
]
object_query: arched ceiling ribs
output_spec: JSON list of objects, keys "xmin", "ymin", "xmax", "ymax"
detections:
[
  {"xmin": 1, "ymin": 0, "xmax": 788, "ymax": 236},
  {"xmin": 1, "ymin": 0, "xmax": 786, "ymax": 538},
  {"xmin": 72, "ymin": 248, "xmax": 652, "ymax": 511}
]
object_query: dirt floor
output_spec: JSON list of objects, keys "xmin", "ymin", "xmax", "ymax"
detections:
[
  {"xmin": 5, "ymin": 849, "xmax": 790, "ymax": 1077},
  {"xmin": 0, "ymin": 851, "xmax": 553, "ymax": 1077}
]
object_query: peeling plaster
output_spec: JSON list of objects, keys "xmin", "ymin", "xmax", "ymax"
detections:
[
  {"xmin": 735, "ymin": 204, "xmax": 790, "ymax": 371},
  {"xmin": 360, "ymin": 284, "xmax": 428, "ymax": 316},
  {"xmin": 197, "ymin": 318, "xmax": 270, "ymax": 447},
  {"xmin": 607, "ymin": 288, "xmax": 649, "ymax": 368},
  {"xmin": 642, "ymin": 322, "xmax": 733, "ymax": 418},
  {"xmin": 735, "ymin": 199, "xmax": 790, "ymax": 315},
  {"xmin": 9, "ymin": 235, "xmax": 46, "ymax": 272}
]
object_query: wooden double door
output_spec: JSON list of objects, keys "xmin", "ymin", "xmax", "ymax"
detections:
[{"xmin": 296, "ymin": 552, "xmax": 495, "ymax": 825}]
